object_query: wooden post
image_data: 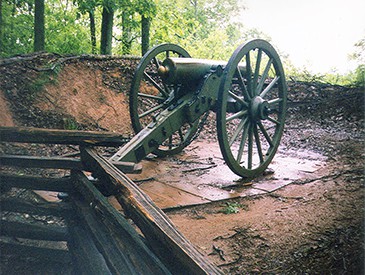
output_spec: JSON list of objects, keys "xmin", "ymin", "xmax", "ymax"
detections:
[
  {"xmin": 71, "ymin": 171, "xmax": 172, "ymax": 274},
  {"xmin": 80, "ymin": 148, "xmax": 222, "ymax": 275}
]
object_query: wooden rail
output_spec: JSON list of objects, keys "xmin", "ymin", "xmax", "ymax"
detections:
[
  {"xmin": 0, "ymin": 126, "xmax": 129, "ymax": 146},
  {"xmin": 0, "ymin": 126, "xmax": 222, "ymax": 274}
]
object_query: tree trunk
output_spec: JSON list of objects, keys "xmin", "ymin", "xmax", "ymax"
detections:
[
  {"xmin": 34, "ymin": 0, "xmax": 45, "ymax": 52},
  {"xmin": 100, "ymin": 6, "xmax": 114, "ymax": 55},
  {"xmin": 121, "ymin": 11, "xmax": 132, "ymax": 55},
  {"xmin": 141, "ymin": 15, "xmax": 150, "ymax": 56},
  {"xmin": 88, "ymin": 10, "xmax": 97, "ymax": 54}
]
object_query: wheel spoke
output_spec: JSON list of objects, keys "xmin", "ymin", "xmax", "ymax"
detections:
[
  {"xmin": 153, "ymin": 56, "xmax": 160, "ymax": 69},
  {"xmin": 253, "ymin": 49, "xmax": 262, "ymax": 92},
  {"xmin": 268, "ymin": 97, "xmax": 283, "ymax": 113},
  {"xmin": 137, "ymin": 92, "xmax": 165, "ymax": 101},
  {"xmin": 236, "ymin": 120, "xmax": 250, "ymax": 162},
  {"xmin": 255, "ymin": 58, "xmax": 273, "ymax": 95},
  {"xmin": 229, "ymin": 117, "xmax": 248, "ymax": 146},
  {"xmin": 245, "ymin": 52, "xmax": 253, "ymax": 98},
  {"xmin": 236, "ymin": 68, "xmax": 251, "ymax": 100},
  {"xmin": 226, "ymin": 109, "xmax": 248, "ymax": 122},
  {"xmin": 178, "ymin": 129, "xmax": 184, "ymax": 142},
  {"xmin": 267, "ymin": 116, "xmax": 281, "ymax": 125},
  {"xmin": 268, "ymin": 97, "xmax": 283, "ymax": 105},
  {"xmin": 228, "ymin": 90, "xmax": 249, "ymax": 107},
  {"xmin": 168, "ymin": 136, "xmax": 173, "ymax": 149},
  {"xmin": 247, "ymin": 124, "xmax": 254, "ymax": 169},
  {"xmin": 260, "ymin": 76, "xmax": 280, "ymax": 98},
  {"xmin": 144, "ymin": 72, "xmax": 168, "ymax": 97},
  {"xmin": 253, "ymin": 124, "xmax": 264, "ymax": 163},
  {"xmin": 138, "ymin": 103, "xmax": 164, "ymax": 118},
  {"xmin": 257, "ymin": 121, "xmax": 273, "ymax": 147}
]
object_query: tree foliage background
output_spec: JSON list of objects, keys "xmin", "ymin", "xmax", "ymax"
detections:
[
  {"xmin": 0, "ymin": 0, "xmax": 268, "ymax": 57},
  {"xmin": 0, "ymin": 0, "xmax": 363, "ymax": 85}
]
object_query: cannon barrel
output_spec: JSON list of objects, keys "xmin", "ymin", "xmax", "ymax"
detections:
[{"xmin": 158, "ymin": 57, "xmax": 246, "ymax": 85}]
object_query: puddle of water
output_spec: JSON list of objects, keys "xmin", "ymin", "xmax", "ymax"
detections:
[{"xmin": 130, "ymin": 141, "xmax": 326, "ymax": 209}]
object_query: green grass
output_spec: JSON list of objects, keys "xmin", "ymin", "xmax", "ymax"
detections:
[{"xmin": 220, "ymin": 202, "xmax": 248, "ymax": 214}]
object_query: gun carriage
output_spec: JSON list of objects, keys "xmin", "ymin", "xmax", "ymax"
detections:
[{"xmin": 111, "ymin": 39, "xmax": 287, "ymax": 178}]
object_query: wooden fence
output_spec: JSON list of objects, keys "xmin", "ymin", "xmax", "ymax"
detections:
[{"xmin": 0, "ymin": 127, "xmax": 222, "ymax": 274}]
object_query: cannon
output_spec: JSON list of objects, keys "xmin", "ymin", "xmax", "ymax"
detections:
[{"xmin": 110, "ymin": 39, "xmax": 287, "ymax": 178}]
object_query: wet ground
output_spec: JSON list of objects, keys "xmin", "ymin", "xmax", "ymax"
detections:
[{"xmin": 130, "ymin": 141, "xmax": 326, "ymax": 210}]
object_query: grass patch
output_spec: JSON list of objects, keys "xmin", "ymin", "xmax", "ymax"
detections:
[{"xmin": 220, "ymin": 202, "xmax": 248, "ymax": 214}]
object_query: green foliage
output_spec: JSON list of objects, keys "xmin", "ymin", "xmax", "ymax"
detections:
[
  {"xmin": 348, "ymin": 37, "xmax": 365, "ymax": 89},
  {"xmin": 46, "ymin": 2, "xmax": 91, "ymax": 54},
  {"xmin": 220, "ymin": 202, "xmax": 247, "ymax": 214},
  {"xmin": 63, "ymin": 117, "xmax": 79, "ymax": 130},
  {"xmin": 0, "ymin": 1, "xmax": 34, "ymax": 57},
  {"xmin": 0, "ymin": 0, "xmax": 257, "ymax": 59},
  {"xmin": 148, "ymin": 0, "xmax": 249, "ymax": 59},
  {"xmin": 1, "ymin": 0, "xmax": 362, "ymax": 88}
]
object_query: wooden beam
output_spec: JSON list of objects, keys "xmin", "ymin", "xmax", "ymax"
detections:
[
  {"xmin": 67, "ymin": 224, "xmax": 112, "ymax": 275},
  {"xmin": 0, "ymin": 174, "xmax": 74, "ymax": 192},
  {"xmin": 72, "ymin": 171, "xmax": 171, "ymax": 274},
  {"xmin": 1, "ymin": 197, "xmax": 72, "ymax": 217},
  {"xmin": 0, "ymin": 155, "xmax": 83, "ymax": 170},
  {"xmin": 0, "ymin": 241, "xmax": 71, "ymax": 264},
  {"xmin": 80, "ymin": 148, "xmax": 222, "ymax": 275},
  {"xmin": 1, "ymin": 220, "xmax": 68, "ymax": 241},
  {"xmin": 0, "ymin": 155, "xmax": 142, "ymax": 174},
  {"xmin": 0, "ymin": 126, "xmax": 129, "ymax": 146}
]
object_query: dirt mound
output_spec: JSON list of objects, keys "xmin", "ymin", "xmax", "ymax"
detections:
[
  {"xmin": 0, "ymin": 54, "xmax": 139, "ymax": 134},
  {"xmin": 1, "ymin": 53, "xmax": 363, "ymax": 136},
  {"xmin": 0, "ymin": 91, "xmax": 14, "ymax": 127}
]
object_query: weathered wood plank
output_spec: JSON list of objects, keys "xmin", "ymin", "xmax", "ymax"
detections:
[
  {"xmin": 0, "ymin": 241, "xmax": 71, "ymax": 263},
  {"xmin": 1, "ymin": 220, "xmax": 68, "ymax": 241},
  {"xmin": 67, "ymin": 224, "xmax": 112, "ymax": 275},
  {"xmin": 0, "ymin": 155, "xmax": 142, "ymax": 174},
  {"xmin": 80, "ymin": 148, "xmax": 222, "ymax": 275},
  {"xmin": 1, "ymin": 197, "xmax": 72, "ymax": 217},
  {"xmin": 72, "ymin": 171, "xmax": 171, "ymax": 274},
  {"xmin": 0, "ymin": 126, "xmax": 129, "ymax": 146},
  {"xmin": 0, "ymin": 155, "xmax": 83, "ymax": 170},
  {"xmin": 0, "ymin": 174, "xmax": 73, "ymax": 192}
]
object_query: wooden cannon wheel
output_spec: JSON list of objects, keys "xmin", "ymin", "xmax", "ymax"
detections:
[
  {"xmin": 129, "ymin": 43, "xmax": 199, "ymax": 156},
  {"xmin": 217, "ymin": 39, "xmax": 288, "ymax": 177}
]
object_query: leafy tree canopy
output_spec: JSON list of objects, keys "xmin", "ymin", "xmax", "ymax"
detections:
[{"xmin": 1, "ymin": 0, "xmax": 363, "ymax": 86}]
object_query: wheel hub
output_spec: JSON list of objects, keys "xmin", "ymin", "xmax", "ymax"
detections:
[{"xmin": 250, "ymin": 96, "xmax": 269, "ymax": 121}]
